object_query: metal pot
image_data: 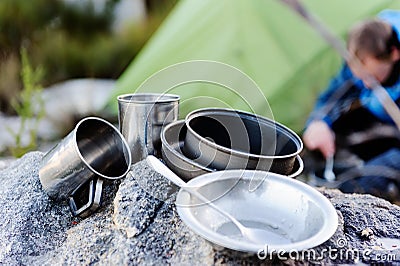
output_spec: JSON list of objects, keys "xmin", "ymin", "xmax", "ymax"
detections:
[
  {"xmin": 288, "ymin": 154, "xmax": 303, "ymax": 179},
  {"xmin": 161, "ymin": 120, "xmax": 304, "ymax": 180},
  {"xmin": 183, "ymin": 108, "xmax": 303, "ymax": 175}
]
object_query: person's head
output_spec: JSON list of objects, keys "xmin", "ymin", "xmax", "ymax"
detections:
[{"xmin": 347, "ymin": 19, "xmax": 400, "ymax": 87}]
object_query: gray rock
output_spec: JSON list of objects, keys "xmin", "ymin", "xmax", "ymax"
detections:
[
  {"xmin": 0, "ymin": 152, "xmax": 73, "ymax": 265},
  {"xmin": 0, "ymin": 152, "xmax": 399, "ymax": 265},
  {"xmin": 0, "ymin": 156, "xmax": 15, "ymax": 170}
]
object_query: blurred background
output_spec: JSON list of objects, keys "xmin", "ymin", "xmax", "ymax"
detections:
[
  {"xmin": 0, "ymin": 0, "xmax": 176, "ymax": 156},
  {"xmin": 0, "ymin": 0, "xmax": 176, "ymax": 114},
  {"xmin": 1, "ymin": 0, "xmax": 399, "ymax": 157}
]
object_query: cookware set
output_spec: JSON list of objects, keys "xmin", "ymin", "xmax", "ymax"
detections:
[{"xmin": 39, "ymin": 93, "xmax": 337, "ymax": 253}]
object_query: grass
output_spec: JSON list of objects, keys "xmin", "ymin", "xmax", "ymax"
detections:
[{"xmin": 7, "ymin": 48, "xmax": 45, "ymax": 157}]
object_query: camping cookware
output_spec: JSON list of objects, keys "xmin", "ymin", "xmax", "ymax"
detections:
[
  {"xmin": 39, "ymin": 117, "xmax": 131, "ymax": 217},
  {"xmin": 183, "ymin": 108, "xmax": 303, "ymax": 175},
  {"xmin": 161, "ymin": 120, "xmax": 304, "ymax": 180},
  {"xmin": 161, "ymin": 120, "xmax": 214, "ymax": 181},
  {"xmin": 118, "ymin": 93, "xmax": 180, "ymax": 163},
  {"xmin": 171, "ymin": 167, "xmax": 338, "ymax": 253},
  {"xmin": 147, "ymin": 155, "xmax": 288, "ymax": 245}
]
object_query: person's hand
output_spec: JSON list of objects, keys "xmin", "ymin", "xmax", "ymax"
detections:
[{"xmin": 303, "ymin": 120, "xmax": 335, "ymax": 158}]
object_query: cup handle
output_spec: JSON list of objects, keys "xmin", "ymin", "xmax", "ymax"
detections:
[{"xmin": 69, "ymin": 178, "xmax": 103, "ymax": 218}]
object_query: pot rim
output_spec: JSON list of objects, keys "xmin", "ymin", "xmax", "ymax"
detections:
[
  {"xmin": 185, "ymin": 108, "xmax": 303, "ymax": 160},
  {"xmin": 287, "ymin": 155, "xmax": 304, "ymax": 178},
  {"xmin": 117, "ymin": 92, "xmax": 180, "ymax": 104},
  {"xmin": 73, "ymin": 117, "xmax": 132, "ymax": 180},
  {"xmin": 161, "ymin": 120, "xmax": 214, "ymax": 172}
]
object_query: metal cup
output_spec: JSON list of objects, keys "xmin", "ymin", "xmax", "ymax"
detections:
[
  {"xmin": 39, "ymin": 117, "xmax": 131, "ymax": 217},
  {"xmin": 117, "ymin": 93, "xmax": 180, "ymax": 164}
]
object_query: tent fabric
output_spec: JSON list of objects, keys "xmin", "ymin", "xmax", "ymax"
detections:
[{"xmin": 109, "ymin": 0, "xmax": 400, "ymax": 132}]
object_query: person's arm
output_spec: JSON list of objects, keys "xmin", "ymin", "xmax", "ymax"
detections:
[
  {"xmin": 306, "ymin": 63, "xmax": 355, "ymax": 127},
  {"xmin": 303, "ymin": 63, "xmax": 356, "ymax": 157}
]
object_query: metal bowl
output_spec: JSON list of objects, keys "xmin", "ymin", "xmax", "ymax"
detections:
[
  {"xmin": 176, "ymin": 170, "xmax": 338, "ymax": 253},
  {"xmin": 161, "ymin": 120, "xmax": 304, "ymax": 181},
  {"xmin": 183, "ymin": 108, "xmax": 303, "ymax": 175},
  {"xmin": 161, "ymin": 120, "xmax": 214, "ymax": 181}
]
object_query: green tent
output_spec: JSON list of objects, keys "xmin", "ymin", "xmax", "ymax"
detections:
[{"xmin": 109, "ymin": 0, "xmax": 400, "ymax": 132}]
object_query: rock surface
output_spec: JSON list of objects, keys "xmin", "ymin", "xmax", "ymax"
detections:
[{"xmin": 1, "ymin": 152, "xmax": 400, "ymax": 265}]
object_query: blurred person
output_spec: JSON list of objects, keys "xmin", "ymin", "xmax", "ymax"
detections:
[{"xmin": 303, "ymin": 10, "xmax": 400, "ymax": 201}]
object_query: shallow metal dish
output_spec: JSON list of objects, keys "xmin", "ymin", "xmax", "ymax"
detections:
[
  {"xmin": 176, "ymin": 170, "xmax": 338, "ymax": 253},
  {"xmin": 161, "ymin": 120, "xmax": 304, "ymax": 181},
  {"xmin": 183, "ymin": 108, "xmax": 303, "ymax": 175}
]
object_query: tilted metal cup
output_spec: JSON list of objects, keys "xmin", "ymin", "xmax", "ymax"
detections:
[
  {"xmin": 117, "ymin": 93, "xmax": 180, "ymax": 164},
  {"xmin": 39, "ymin": 117, "xmax": 131, "ymax": 217}
]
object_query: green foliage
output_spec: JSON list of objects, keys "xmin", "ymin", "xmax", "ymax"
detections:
[
  {"xmin": 0, "ymin": 0, "xmax": 174, "ymax": 111},
  {"xmin": 0, "ymin": 0, "xmax": 62, "ymax": 53},
  {"xmin": 8, "ymin": 48, "xmax": 45, "ymax": 157},
  {"xmin": 55, "ymin": 0, "xmax": 117, "ymax": 39},
  {"xmin": 0, "ymin": 0, "xmax": 175, "ymax": 156},
  {"xmin": 0, "ymin": 53, "xmax": 21, "ymax": 114},
  {"xmin": 0, "ymin": 0, "xmax": 120, "ymax": 53},
  {"xmin": 31, "ymin": 21, "xmax": 154, "ymax": 83}
]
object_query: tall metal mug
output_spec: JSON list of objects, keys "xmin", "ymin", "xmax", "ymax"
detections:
[
  {"xmin": 39, "ymin": 117, "xmax": 131, "ymax": 217},
  {"xmin": 117, "ymin": 93, "xmax": 180, "ymax": 163}
]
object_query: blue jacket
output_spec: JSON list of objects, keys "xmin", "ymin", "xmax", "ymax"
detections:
[{"xmin": 307, "ymin": 10, "xmax": 400, "ymax": 127}]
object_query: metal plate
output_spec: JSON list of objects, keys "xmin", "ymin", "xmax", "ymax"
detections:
[{"xmin": 176, "ymin": 170, "xmax": 338, "ymax": 253}]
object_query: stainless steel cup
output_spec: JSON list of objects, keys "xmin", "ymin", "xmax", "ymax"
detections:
[
  {"xmin": 39, "ymin": 117, "xmax": 131, "ymax": 217},
  {"xmin": 117, "ymin": 93, "xmax": 180, "ymax": 164}
]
